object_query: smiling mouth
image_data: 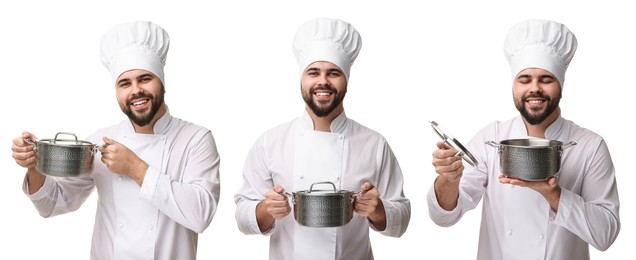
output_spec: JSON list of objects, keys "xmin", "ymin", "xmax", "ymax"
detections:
[
  {"xmin": 130, "ymin": 98, "xmax": 150, "ymax": 107},
  {"xmin": 527, "ymin": 99, "xmax": 544, "ymax": 104},
  {"xmin": 314, "ymin": 89, "xmax": 333, "ymax": 97}
]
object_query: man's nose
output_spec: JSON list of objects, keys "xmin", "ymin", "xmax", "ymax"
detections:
[
  {"xmin": 317, "ymin": 74, "xmax": 330, "ymax": 86},
  {"xmin": 130, "ymin": 81, "xmax": 144, "ymax": 94},
  {"xmin": 528, "ymin": 79, "xmax": 542, "ymax": 93}
]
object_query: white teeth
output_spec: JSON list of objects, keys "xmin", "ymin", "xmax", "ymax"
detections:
[
  {"xmin": 528, "ymin": 100, "xmax": 542, "ymax": 104},
  {"xmin": 132, "ymin": 100, "xmax": 147, "ymax": 106},
  {"xmin": 316, "ymin": 93, "xmax": 330, "ymax": 96}
]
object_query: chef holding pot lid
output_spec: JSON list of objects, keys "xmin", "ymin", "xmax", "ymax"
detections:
[
  {"xmin": 429, "ymin": 19, "xmax": 620, "ymax": 259},
  {"xmin": 234, "ymin": 17, "xmax": 411, "ymax": 260},
  {"xmin": 10, "ymin": 21, "xmax": 220, "ymax": 259}
]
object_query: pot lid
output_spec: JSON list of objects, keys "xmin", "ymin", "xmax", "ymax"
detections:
[
  {"xmin": 39, "ymin": 132, "xmax": 94, "ymax": 147},
  {"xmin": 430, "ymin": 121, "xmax": 478, "ymax": 167}
]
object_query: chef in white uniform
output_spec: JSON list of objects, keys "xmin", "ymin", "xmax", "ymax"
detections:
[
  {"xmin": 234, "ymin": 17, "xmax": 411, "ymax": 260},
  {"xmin": 11, "ymin": 21, "xmax": 221, "ymax": 260},
  {"xmin": 428, "ymin": 19, "xmax": 620, "ymax": 259}
]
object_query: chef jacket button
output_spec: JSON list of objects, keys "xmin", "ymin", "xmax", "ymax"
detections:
[
  {"xmin": 299, "ymin": 175, "xmax": 304, "ymax": 179},
  {"xmin": 336, "ymin": 176, "xmax": 340, "ymax": 180},
  {"xmin": 338, "ymin": 136, "xmax": 343, "ymax": 140},
  {"xmin": 119, "ymin": 224, "xmax": 125, "ymax": 229},
  {"xmin": 118, "ymin": 176, "xmax": 123, "ymax": 181},
  {"xmin": 149, "ymin": 225, "xmax": 154, "ymax": 230},
  {"xmin": 160, "ymin": 136, "xmax": 165, "ymax": 141},
  {"xmin": 538, "ymin": 234, "xmax": 544, "ymax": 239},
  {"xmin": 507, "ymin": 230, "xmax": 512, "ymax": 235}
]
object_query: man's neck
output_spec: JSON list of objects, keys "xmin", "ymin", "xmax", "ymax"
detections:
[
  {"xmin": 306, "ymin": 106, "xmax": 343, "ymax": 132},
  {"xmin": 132, "ymin": 104, "xmax": 167, "ymax": 134},
  {"xmin": 523, "ymin": 107, "xmax": 560, "ymax": 138}
]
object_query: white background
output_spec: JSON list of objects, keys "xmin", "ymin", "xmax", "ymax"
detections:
[{"xmin": 0, "ymin": 0, "xmax": 633, "ymax": 259}]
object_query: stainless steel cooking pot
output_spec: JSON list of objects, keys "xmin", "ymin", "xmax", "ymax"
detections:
[
  {"xmin": 286, "ymin": 182, "xmax": 360, "ymax": 228},
  {"xmin": 486, "ymin": 139, "xmax": 576, "ymax": 181},
  {"xmin": 24, "ymin": 132, "xmax": 99, "ymax": 177}
]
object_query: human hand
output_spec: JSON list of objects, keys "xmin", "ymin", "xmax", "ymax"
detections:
[
  {"xmin": 432, "ymin": 141, "xmax": 464, "ymax": 182},
  {"xmin": 499, "ymin": 175, "xmax": 561, "ymax": 210},
  {"xmin": 499, "ymin": 175, "xmax": 559, "ymax": 192},
  {"xmin": 12, "ymin": 131, "xmax": 38, "ymax": 169},
  {"xmin": 99, "ymin": 136, "xmax": 148, "ymax": 183},
  {"xmin": 354, "ymin": 182, "xmax": 382, "ymax": 217},
  {"xmin": 262, "ymin": 185, "xmax": 292, "ymax": 220}
]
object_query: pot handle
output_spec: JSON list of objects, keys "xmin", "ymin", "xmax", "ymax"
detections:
[
  {"xmin": 91, "ymin": 143, "xmax": 109, "ymax": 156},
  {"xmin": 562, "ymin": 141, "xmax": 577, "ymax": 149},
  {"xmin": 351, "ymin": 190, "xmax": 365, "ymax": 204},
  {"xmin": 282, "ymin": 191, "xmax": 295, "ymax": 205},
  {"xmin": 53, "ymin": 132, "xmax": 79, "ymax": 144},
  {"xmin": 309, "ymin": 181, "xmax": 337, "ymax": 193},
  {"xmin": 485, "ymin": 141, "xmax": 500, "ymax": 148},
  {"xmin": 23, "ymin": 137, "xmax": 37, "ymax": 152}
]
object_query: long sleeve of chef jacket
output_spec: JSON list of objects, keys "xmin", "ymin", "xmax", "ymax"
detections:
[{"xmin": 427, "ymin": 116, "xmax": 620, "ymax": 259}]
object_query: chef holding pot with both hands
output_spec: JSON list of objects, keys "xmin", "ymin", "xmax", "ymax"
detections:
[
  {"xmin": 234, "ymin": 17, "xmax": 411, "ymax": 260},
  {"xmin": 429, "ymin": 19, "xmax": 620, "ymax": 259},
  {"xmin": 10, "ymin": 21, "xmax": 220, "ymax": 260}
]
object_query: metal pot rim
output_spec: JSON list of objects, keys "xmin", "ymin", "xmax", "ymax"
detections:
[
  {"xmin": 294, "ymin": 190, "xmax": 354, "ymax": 196},
  {"xmin": 498, "ymin": 138, "xmax": 564, "ymax": 148},
  {"xmin": 37, "ymin": 138, "xmax": 96, "ymax": 147}
]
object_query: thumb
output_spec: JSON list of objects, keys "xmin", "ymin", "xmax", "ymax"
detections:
[
  {"xmin": 361, "ymin": 182, "xmax": 374, "ymax": 191},
  {"xmin": 102, "ymin": 136, "xmax": 116, "ymax": 145},
  {"xmin": 22, "ymin": 131, "xmax": 36, "ymax": 140},
  {"xmin": 273, "ymin": 185, "xmax": 285, "ymax": 194}
]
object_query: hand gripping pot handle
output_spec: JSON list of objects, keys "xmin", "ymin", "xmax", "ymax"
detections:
[{"xmin": 284, "ymin": 181, "xmax": 362, "ymax": 227}]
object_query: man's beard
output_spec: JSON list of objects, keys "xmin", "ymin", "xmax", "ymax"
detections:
[
  {"xmin": 302, "ymin": 86, "xmax": 345, "ymax": 117},
  {"xmin": 515, "ymin": 92, "xmax": 560, "ymax": 125},
  {"xmin": 121, "ymin": 91, "xmax": 164, "ymax": 127}
]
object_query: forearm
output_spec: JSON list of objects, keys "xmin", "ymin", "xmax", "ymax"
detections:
[
  {"xmin": 256, "ymin": 200, "xmax": 275, "ymax": 233},
  {"xmin": 26, "ymin": 167, "xmax": 46, "ymax": 195},
  {"xmin": 367, "ymin": 199, "xmax": 386, "ymax": 231},
  {"xmin": 542, "ymin": 186, "xmax": 561, "ymax": 212},
  {"xmin": 434, "ymin": 176, "xmax": 460, "ymax": 211}
]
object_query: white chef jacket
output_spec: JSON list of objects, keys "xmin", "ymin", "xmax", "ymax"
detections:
[
  {"xmin": 235, "ymin": 111, "xmax": 410, "ymax": 260},
  {"xmin": 428, "ymin": 116, "xmax": 620, "ymax": 260},
  {"xmin": 23, "ymin": 110, "xmax": 221, "ymax": 260}
]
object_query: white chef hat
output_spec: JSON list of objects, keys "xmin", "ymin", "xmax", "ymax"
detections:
[
  {"xmin": 100, "ymin": 21, "xmax": 170, "ymax": 85},
  {"xmin": 504, "ymin": 19, "xmax": 577, "ymax": 87},
  {"xmin": 292, "ymin": 17, "xmax": 362, "ymax": 81}
]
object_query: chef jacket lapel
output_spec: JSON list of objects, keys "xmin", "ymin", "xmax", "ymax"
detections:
[
  {"xmin": 112, "ymin": 130, "xmax": 166, "ymax": 260},
  {"xmin": 292, "ymin": 113, "xmax": 346, "ymax": 259}
]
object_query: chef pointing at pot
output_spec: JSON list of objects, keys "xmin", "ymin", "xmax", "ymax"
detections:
[
  {"xmin": 234, "ymin": 17, "xmax": 410, "ymax": 259},
  {"xmin": 429, "ymin": 19, "xmax": 620, "ymax": 259},
  {"xmin": 10, "ymin": 21, "xmax": 221, "ymax": 259}
]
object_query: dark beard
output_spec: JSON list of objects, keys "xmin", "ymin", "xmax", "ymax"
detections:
[
  {"xmin": 122, "ymin": 91, "xmax": 164, "ymax": 127},
  {"xmin": 515, "ymin": 92, "xmax": 560, "ymax": 125},
  {"xmin": 302, "ymin": 86, "xmax": 344, "ymax": 117}
]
